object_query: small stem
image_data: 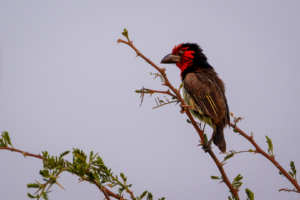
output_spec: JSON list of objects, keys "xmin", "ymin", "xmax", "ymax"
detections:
[{"xmin": 0, "ymin": 146, "xmax": 43, "ymax": 159}]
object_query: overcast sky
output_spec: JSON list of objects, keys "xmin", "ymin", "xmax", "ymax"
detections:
[{"xmin": 1, "ymin": 1, "xmax": 300, "ymax": 199}]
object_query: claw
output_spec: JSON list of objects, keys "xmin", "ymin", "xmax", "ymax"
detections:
[
  {"xmin": 180, "ymin": 104, "xmax": 191, "ymax": 114},
  {"xmin": 202, "ymin": 139, "xmax": 213, "ymax": 153}
]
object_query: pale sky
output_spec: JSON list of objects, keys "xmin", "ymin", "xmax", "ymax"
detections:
[{"xmin": 1, "ymin": 1, "xmax": 300, "ymax": 199}]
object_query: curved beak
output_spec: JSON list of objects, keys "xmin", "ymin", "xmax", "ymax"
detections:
[{"xmin": 160, "ymin": 53, "xmax": 181, "ymax": 64}]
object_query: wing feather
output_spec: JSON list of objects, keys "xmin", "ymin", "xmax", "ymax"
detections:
[{"xmin": 183, "ymin": 72, "xmax": 225, "ymax": 123}]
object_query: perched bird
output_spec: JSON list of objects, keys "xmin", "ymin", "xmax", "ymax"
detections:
[{"xmin": 161, "ymin": 43, "xmax": 230, "ymax": 152}]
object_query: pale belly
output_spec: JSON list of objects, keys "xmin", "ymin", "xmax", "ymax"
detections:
[{"xmin": 182, "ymin": 87, "xmax": 214, "ymax": 127}]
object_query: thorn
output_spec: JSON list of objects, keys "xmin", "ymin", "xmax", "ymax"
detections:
[
  {"xmin": 78, "ymin": 179, "xmax": 85, "ymax": 183},
  {"xmin": 56, "ymin": 181, "xmax": 66, "ymax": 190},
  {"xmin": 22, "ymin": 151, "xmax": 28, "ymax": 158}
]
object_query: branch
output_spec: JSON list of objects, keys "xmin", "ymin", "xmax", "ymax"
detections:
[
  {"xmin": 136, "ymin": 87, "xmax": 178, "ymax": 107},
  {"xmin": 279, "ymin": 188, "xmax": 298, "ymax": 193},
  {"xmin": 230, "ymin": 123, "xmax": 300, "ymax": 193},
  {"xmin": 90, "ymin": 179, "xmax": 122, "ymax": 200},
  {"xmin": 135, "ymin": 87, "xmax": 177, "ymax": 99},
  {"xmin": 0, "ymin": 146, "xmax": 43, "ymax": 159},
  {"xmin": 118, "ymin": 38, "xmax": 239, "ymax": 198}
]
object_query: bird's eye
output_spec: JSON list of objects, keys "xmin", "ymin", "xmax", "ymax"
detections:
[{"xmin": 178, "ymin": 51, "xmax": 184, "ymax": 56}]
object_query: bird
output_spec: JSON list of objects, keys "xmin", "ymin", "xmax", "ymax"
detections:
[{"xmin": 161, "ymin": 43, "xmax": 230, "ymax": 152}]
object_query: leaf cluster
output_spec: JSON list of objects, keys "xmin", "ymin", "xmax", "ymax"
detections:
[
  {"xmin": 289, "ymin": 161, "xmax": 297, "ymax": 180},
  {"xmin": 279, "ymin": 161, "xmax": 297, "ymax": 181},
  {"xmin": 265, "ymin": 136, "xmax": 274, "ymax": 157},
  {"xmin": 26, "ymin": 147, "xmax": 165, "ymax": 200},
  {"xmin": 0, "ymin": 131, "xmax": 14, "ymax": 148},
  {"xmin": 211, "ymin": 173, "xmax": 254, "ymax": 200}
]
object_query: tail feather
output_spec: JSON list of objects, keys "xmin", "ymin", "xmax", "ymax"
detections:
[{"xmin": 213, "ymin": 125, "xmax": 226, "ymax": 153}]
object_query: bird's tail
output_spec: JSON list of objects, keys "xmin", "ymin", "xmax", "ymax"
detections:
[{"xmin": 213, "ymin": 125, "xmax": 226, "ymax": 153}]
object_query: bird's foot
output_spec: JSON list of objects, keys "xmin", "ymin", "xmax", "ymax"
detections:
[
  {"xmin": 202, "ymin": 139, "xmax": 212, "ymax": 153},
  {"xmin": 180, "ymin": 104, "xmax": 194, "ymax": 114}
]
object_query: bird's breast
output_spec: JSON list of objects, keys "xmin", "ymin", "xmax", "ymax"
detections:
[{"xmin": 182, "ymin": 86, "xmax": 214, "ymax": 127}]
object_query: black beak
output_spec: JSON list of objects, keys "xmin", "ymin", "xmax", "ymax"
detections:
[{"xmin": 160, "ymin": 53, "xmax": 181, "ymax": 64}]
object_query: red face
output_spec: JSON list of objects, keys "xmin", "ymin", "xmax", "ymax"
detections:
[{"xmin": 172, "ymin": 44, "xmax": 195, "ymax": 75}]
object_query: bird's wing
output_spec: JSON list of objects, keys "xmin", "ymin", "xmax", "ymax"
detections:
[{"xmin": 183, "ymin": 72, "xmax": 225, "ymax": 123}]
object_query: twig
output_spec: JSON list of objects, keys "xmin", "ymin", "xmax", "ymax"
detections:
[
  {"xmin": 231, "ymin": 123, "xmax": 300, "ymax": 193},
  {"xmin": 118, "ymin": 38, "xmax": 239, "ymax": 198},
  {"xmin": 0, "ymin": 146, "xmax": 43, "ymax": 159},
  {"xmin": 136, "ymin": 88, "xmax": 177, "ymax": 99},
  {"xmin": 90, "ymin": 179, "xmax": 121, "ymax": 200},
  {"xmin": 136, "ymin": 87, "xmax": 178, "ymax": 107},
  {"xmin": 153, "ymin": 100, "xmax": 178, "ymax": 109},
  {"xmin": 279, "ymin": 188, "xmax": 298, "ymax": 193},
  {"xmin": 220, "ymin": 150, "xmax": 257, "ymax": 155}
]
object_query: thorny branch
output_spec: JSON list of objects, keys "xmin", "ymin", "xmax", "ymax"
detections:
[
  {"xmin": 153, "ymin": 96, "xmax": 178, "ymax": 109},
  {"xmin": 117, "ymin": 38, "xmax": 239, "ymax": 198},
  {"xmin": 0, "ymin": 146, "xmax": 43, "ymax": 159},
  {"xmin": 231, "ymin": 122, "xmax": 300, "ymax": 193},
  {"xmin": 0, "ymin": 146, "xmax": 131, "ymax": 199},
  {"xmin": 279, "ymin": 188, "xmax": 298, "ymax": 193},
  {"xmin": 135, "ymin": 87, "xmax": 178, "ymax": 107}
]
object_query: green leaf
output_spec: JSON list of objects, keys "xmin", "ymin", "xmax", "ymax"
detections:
[
  {"xmin": 122, "ymin": 29, "xmax": 130, "ymax": 42},
  {"xmin": 266, "ymin": 136, "xmax": 273, "ymax": 156},
  {"xmin": 39, "ymin": 170, "xmax": 50, "ymax": 178},
  {"xmin": 27, "ymin": 183, "xmax": 41, "ymax": 188},
  {"xmin": 179, "ymin": 83, "xmax": 183, "ymax": 90},
  {"xmin": 59, "ymin": 151, "xmax": 70, "ymax": 159},
  {"xmin": 42, "ymin": 193, "xmax": 49, "ymax": 200},
  {"xmin": 232, "ymin": 174, "xmax": 243, "ymax": 189},
  {"xmin": 0, "ymin": 138, "xmax": 6, "ymax": 147},
  {"xmin": 204, "ymin": 134, "xmax": 208, "ymax": 144},
  {"xmin": 279, "ymin": 171, "xmax": 283, "ymax": 175},
  {"xmin": 1, "ymin": 131, "xmax": 13, "ymax": 148},
  {"xmin": 87, "ymin": 171, "xmax": 95, "ymax": 180},
  {"xmin": 140, "ymin": 191, "xmax": 148, "ymax": 199},
  {"xmin": 233, "ymin": 129, "xmax": 238, "ymax": 133},
  {"xmin": 27, "ymin": 193, "xmax": 37, "ymax": 199},
  {"xmin": 74, "ymin": 154, "xmax": 87, "ymax": 163},
  {"xmin": 120, "ymin": 173, "xmax": 127, "ymax": 182},
  {"xmin": 211, "ymin": 176, "xmax": 221, "ymax": 180},
  {"xmin": 146, "ymin": 192, "xmax": 153, "ymax": 200},
  {"xmin": 245, "ymin": 188, "xmax": 254, "ymax": 200},
  {"xmin": 290, "ymin": 161, "xmax": 297, "ymax": 177},
  {"xmin": 186, "ymin": 119, "xmax": 191, "ymax": 123},
  {"xmin": 222, "ymin": 153, "xmax": 234, "ymax": 163},
  {"xmin": 228, "ymin": 197, "xmax": 233, "ymax": 200}
]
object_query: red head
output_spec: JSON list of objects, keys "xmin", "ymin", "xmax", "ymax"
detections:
[{"xmin": 161, "ymin": 43, "xmax": 207, "ymax": 76}]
